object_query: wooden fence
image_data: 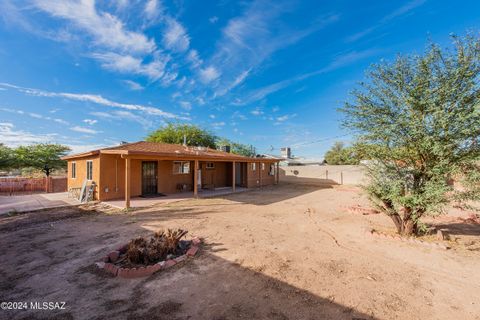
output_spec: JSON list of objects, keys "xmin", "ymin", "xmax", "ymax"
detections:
[{"xmin": 0, "ymin": 177, "xmax": 67, "ymax": 195}]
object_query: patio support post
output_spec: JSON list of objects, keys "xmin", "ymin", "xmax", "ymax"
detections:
[
  {"xmin": 259, "ymin": 162, "xmax": 262, "ymax": 188},
  {"xmin": 194, "ymin": 160, "xmax": 199, "ymax": 197},
  {"xmin": 232, "ymin": 161, "xmax": 236, "ymax": 192},
  {"xmin": 125, "ymin": 157, "xmax": 131, "ymax": 209},
  {"xmin": 276, "ymin": 162, "xmax": 279, "ymax": 184}
]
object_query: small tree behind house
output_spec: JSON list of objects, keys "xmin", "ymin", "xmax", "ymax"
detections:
[
  {"xmin": 341, "ymin": 34, "xmax": 480, "ymax": 235},
  {"xmin": 14, "ymin": 143, "xmax": 70, "ymax": 177},
  {"xmin": 324, "ymin": 142, "xmax": 360, "ymax": 165}
]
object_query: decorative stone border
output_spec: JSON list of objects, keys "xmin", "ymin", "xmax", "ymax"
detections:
[
  {"xmin": 365, "ymin": 229, "xmax": 450, "ymax": 250},
  {"xmin": 95, "ymin": 238, "xmax": 201, "ymax": 278}
]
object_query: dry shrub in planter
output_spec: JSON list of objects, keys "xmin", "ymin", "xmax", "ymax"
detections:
[{"xmin": 126, "ymin": 229, "xmax": 188, "ymax": 265}]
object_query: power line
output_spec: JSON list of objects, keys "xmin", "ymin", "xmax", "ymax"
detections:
[
  {"xmin": 259, "ymin": 133, "xmax": 352, "ymax": 155},
  {"xmin": 289, "ymin": 133, "xmax": 351, "ymax": 148}
]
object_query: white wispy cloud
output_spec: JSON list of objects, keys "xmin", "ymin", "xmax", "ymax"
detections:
[
  {"xmin": 207, "ymin": 1, "xmax": 339, "ymax": 95},
  {"xmin": 209, "ymin": 16, "xmax": 218, "ymax": 24},
  {"xmin": 71, "ymin": 126, "xmax": 101, "ymax": 134},
  {"xmin": 345, "ymin": 0, "xmax": 426, "ymax": 42},
  {"xmin": 196, "ymin": 97, "xmax": 206, "ymax": 105},
  {"xmin": 33, "ymin": 0, "xmax": 156, "ymax": 54},
  {"xmin": 382, "ymin": 0, "xmax": 426, "ymax": 22},
  {"xmin": 122, "ymin": 80, "xmax": 145, "ymax": 91},
  {"xmin": 199, "ymin": 66, "xmax": 220, "ymax": 83},
  {"xmin": 187, "ymin": 50, "xmax": 203, "ymax": 68},
  {"xmin": 91, "ymin": 52, "xmax": 169, "ymax": 81},
  {"xmin": 276, "ymin": 114, "xmax": 297, "ymax": 122},
  {"xmin": 250, "ymin": 108, "xmax": 264, "ymax": 116},
  {"xmin": 211, "ymin": 121, "xmax": 226, "ymax": 128},
  {"xmin": 162, "ymin": 17, "xmax": 190, "ymax": 52},
  {"xmin": 0, "ymin": 82, "xmax": 186, "ymax": 119},
  {"xmin": 0, "ymin": 122, "xmax": 58, "ymax": 146},
  {"xmin": 215, "ymin": 69, "xmax": 251, "ymax": 96},
  {"xmin": 179, "ymin": 101, "xmax": 192, "ymax": 110},
  {"xmin": 90, "ymin": 110, "xmax": 154, "ymax": 128},
  {"xmin": 24, "ymin": 1, "xmax": 191, "ymax": 86},
  {"xmin": 54, "ymin": 118, "xmax": 69, "ymax": 125},
  {"xmin": 0, "ymin": 107, "xmax": 70, "ymax": 125},
  {"xmin": 231, "ymin": 111, "xmax": 247, "ymax": 120},
  {"xmin": 240, "ymin": 48, "xmax": 382, "ymax": 103},
  {"xmin": 144, "ymin": 0, "xmax": 161, "ymax": 21},
  {"xmin": 83, "ymin": 119, "xmax": 97, "ymax": 125},
  {"xmin": 28, "ymin": 113, "xmax": 42, "ymax": 119}
]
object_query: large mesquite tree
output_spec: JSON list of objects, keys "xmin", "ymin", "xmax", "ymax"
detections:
[
  {"xmin": 146, "ymin": 123, "xmax": 217, "ymax": 148},
  {"xmin": 341, "ymin": 35, "xmax": 480, "ymax": 235}
]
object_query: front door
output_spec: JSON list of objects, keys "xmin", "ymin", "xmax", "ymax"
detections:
[
  {"xmin": 235, "ymin": 162, "xmax": 243, "ymax": 186},
  {"xmin": 142, "ymin": 161, "xmax": 158, "ymax": 195}
]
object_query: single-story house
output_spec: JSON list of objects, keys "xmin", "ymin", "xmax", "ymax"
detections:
[{"xmin": 61, "ymin": 141, "xmax": 281, "ymax": 208}]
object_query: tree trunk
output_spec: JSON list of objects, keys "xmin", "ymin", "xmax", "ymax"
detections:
[
  {"xmin": 402, "ymin": 217, "xmax": 416, "ymax": 235},
  {"xmin": 389, "ymin": 211, "xmax": 417, "ymax": 235}
]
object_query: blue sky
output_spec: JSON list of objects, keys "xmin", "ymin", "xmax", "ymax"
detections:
[{"xmin": 0, "ymin": 0, "xmax": 479, "ymax": 158}]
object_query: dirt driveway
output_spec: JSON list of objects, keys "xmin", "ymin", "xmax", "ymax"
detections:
[{"xmin": 1, "ymin": 183, "xmax": 479, "ymax": 320}]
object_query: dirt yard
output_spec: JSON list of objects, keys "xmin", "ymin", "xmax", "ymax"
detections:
[{"xmin": 1, "ymin": 183, "xmax": 479, "ymax": 320}]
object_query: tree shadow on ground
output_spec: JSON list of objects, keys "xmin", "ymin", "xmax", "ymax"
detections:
[{"xmin": 431, "ymin": 222, "xmax": 480, "ymax": 237}]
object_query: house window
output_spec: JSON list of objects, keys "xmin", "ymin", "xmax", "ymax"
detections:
[
  {"xmin": 261, "ymin": 163, "xmax": 265, "ymax": 170},
  {"xmin": 206, "ymin": 162, "xmax": 215, "ymax": 169},
  {"xmin": 269, "ymin": 164, "xmax": 275, "ymax": 176},
  {"xmin": 71, "ymin": 162, "xmax": 76, "ymax": 179},
  {"xmin": 173, "ymin": 161, "xmax": 190, "ymax": 174},
  {"xmin": 251, "ymin": 163, "xmax": 256, "ymax": 171},
  {"xmin": 86, "ymin": 160, "xmax": 93, "ymax": 180}
]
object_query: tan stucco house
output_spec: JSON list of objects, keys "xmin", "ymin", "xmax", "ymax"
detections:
[{"xmin": 62, "ymin": 141, "xmax": 281, "ymax": 208}]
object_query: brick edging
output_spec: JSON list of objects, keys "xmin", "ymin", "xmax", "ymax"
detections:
[
  {"xmin": 95, "ymin": 237, "xmax": 202, "ymax": 278},
  {"xmin": 365, "ymin": 229, "xmax": 450, "ymax": 250}
]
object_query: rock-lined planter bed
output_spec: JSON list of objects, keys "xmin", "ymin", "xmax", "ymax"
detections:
[
  {"xmin": 365, "ymin": 228, "xmax": 450, "ymax": 250},
  {"xmin": 95, "ymin": 230, "xmax": 201, "ymax": 279}
]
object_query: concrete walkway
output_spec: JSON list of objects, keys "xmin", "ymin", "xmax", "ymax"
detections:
[{"xmin": 0, "ymin": 192, "xmax": 79, "ymax": 215}]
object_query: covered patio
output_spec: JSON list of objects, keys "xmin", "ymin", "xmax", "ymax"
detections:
[{"xmin": 103, "ymin": 186, "xmax": 248, "ymax": 209}]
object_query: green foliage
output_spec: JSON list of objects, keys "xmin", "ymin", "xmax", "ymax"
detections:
[
  {"xmin": 146, "ymin": 123, "xmax": 256, "ymax": 156},
  {"xmin": 216, "ymin": 138, "xmax": 255, "ymax": 157},
  {"xmin": 340, "ymin": 34, "xmax": 480, "ymax": 235},
  {"xmin": 324, "ymin": 142, "xmax": 360, "ymax": 165},
  {"xmin": 146, "ymin": 123, "xmax": 217, "ymax": 148},
  {"xmin": 0, "ymin": 144, "xmax": 14, "ymax": 170},
  {"xmin": 14, "ymin": 144, "xmax": 70, "ymax": 176}
]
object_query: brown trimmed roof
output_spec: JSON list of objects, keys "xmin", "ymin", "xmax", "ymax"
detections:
[{"xmin": 62, "ymin": 141, "xmax": 281, "ymax": 162}]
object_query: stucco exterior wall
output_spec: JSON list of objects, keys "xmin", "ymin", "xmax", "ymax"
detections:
[
  {"xmin": 246, "ymin": 161, "xmax": 276, "ymax": 188},
  {"xmin": 157, "ymin": 160, "xmax": 194, "ymax": 194},
  {"xmin": 98, "ymin": 154, "xmax": 124, "ymax": 201},
  {"xmin": 200, "ymin": 161, "xmax": 233, "ymax": 188},
  {"xmin": 67, "ymin": 155, "xmax": 100, "ymax": 199}
]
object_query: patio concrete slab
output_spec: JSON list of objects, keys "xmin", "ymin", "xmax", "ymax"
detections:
[
  {"xmin": 103, "ymin": 187, "xmax": 248, "ymax": 209},
  {"xmin": 0, "ymin": 192, "xmax": 80, "ymax": 215}
]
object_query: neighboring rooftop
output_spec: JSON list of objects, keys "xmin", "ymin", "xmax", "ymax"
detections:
[{"xmin": 62, "ymin": 141, "xmax": 280, "ymax": 162}]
